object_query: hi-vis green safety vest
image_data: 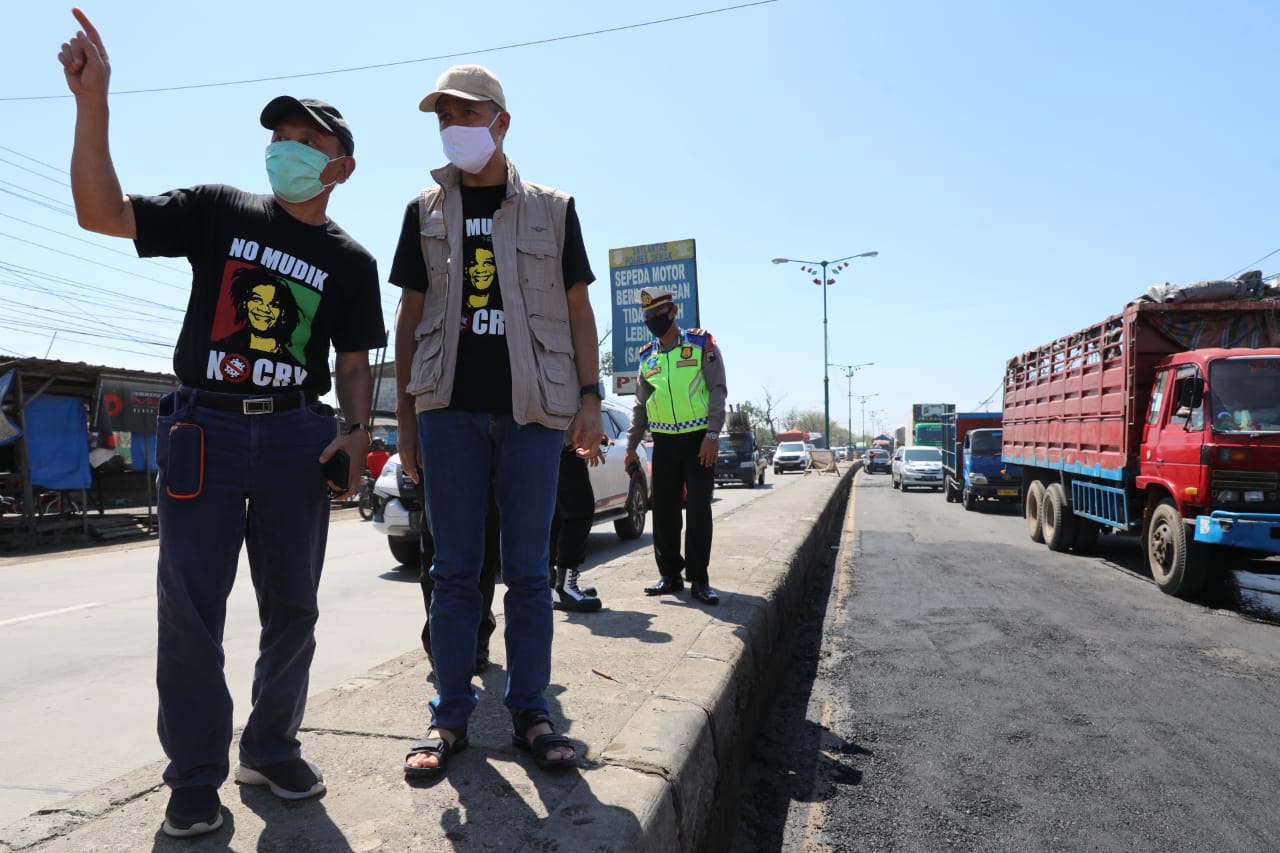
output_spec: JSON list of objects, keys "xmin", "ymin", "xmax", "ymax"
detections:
[{"xmin": 641, "ymin": 329, "xmax": 711, "ymax": 434}]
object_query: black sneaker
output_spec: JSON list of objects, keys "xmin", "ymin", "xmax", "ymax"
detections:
[
  {"xmin": 162, "ymin": 785, "xmax": 223, "ymax": 838},
  {"xmin": 234, "ymin": 758, "xmax": 325, "ymax": 800}
]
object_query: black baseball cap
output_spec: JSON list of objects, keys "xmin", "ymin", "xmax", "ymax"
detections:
[{"xmin": 259, "ymin": 96, "xmax": 354, "ymax": 156}]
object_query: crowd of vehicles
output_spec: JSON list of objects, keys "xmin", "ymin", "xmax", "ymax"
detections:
[{"xmin": 1002, "ymin": 289, "xmax": 1280, "ymax": 598}]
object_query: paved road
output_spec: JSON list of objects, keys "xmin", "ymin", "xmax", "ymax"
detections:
[
  {"xmin": 741, "ymin": 469, "xmax": 1280, "ymax": 851},
  {"xmin": 0, "ymin": 467, "xmax": 794, "ymax": 831}
]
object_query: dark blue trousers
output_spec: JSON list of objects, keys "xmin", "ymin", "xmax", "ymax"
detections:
[{"xmin": 154, "ymin": 391, "xmax": 336, "ymax": 789}]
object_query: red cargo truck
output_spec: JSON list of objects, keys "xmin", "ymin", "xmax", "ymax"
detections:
[{"xmin": 1003, "ymin": 296, "xmax": 1280, "ymax": 598}]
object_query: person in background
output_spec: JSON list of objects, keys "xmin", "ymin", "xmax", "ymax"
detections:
[
  {"xmin": 549, "ymin": 442, "xmax": 603, "ymax": 612},
  {"xmin": 59, "ymin": 9, "xmax": 383, "ymax": 838},
  {"xmin": 624, "ymin": 287, "xmax": 728, "ymax": 607}
]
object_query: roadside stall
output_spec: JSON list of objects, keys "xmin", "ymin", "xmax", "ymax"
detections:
[{"xmin": 0, "ymin": 358, "xmax": 177, "ymax": 549}]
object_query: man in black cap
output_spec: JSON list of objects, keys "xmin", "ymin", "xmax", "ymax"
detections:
[
  {"xmin": 60, "ymin": 9, "xmax": 385, "ymax": 838},
  {"xmin": 624, "ymin": 287, "xmax": 728, "ymax": 606}
]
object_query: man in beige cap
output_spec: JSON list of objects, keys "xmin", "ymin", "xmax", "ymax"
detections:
[
  {"xmin": 390, "ymin": 64, "xmax": 604, "ymax": 780},
  {"xmin": 624, "ymin": 287, "xmax": 728, "ymax": 606}
]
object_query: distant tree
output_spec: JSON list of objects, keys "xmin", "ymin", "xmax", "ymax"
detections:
[
  {"xmin": 600, "ymin": 350, "xmax": 613, "ymax": 377},
  {"xmin": 783, "ymin": 409, "xmax": 824, "ymax": 436},
  {"xmin": 760, "ymin": 387, "xmax": 783, "ymax": 440}
]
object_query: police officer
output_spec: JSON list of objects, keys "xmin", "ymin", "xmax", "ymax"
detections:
[{"xmin": 623, "ymin": 287, "xmax": 728, "ymax": 605}]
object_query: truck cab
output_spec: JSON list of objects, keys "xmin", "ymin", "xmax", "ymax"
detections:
[
  {"xmin": 958, "ymin": 428, "xmax": 1022, "ymax": 510},
  {"xmin": 1137, "ymin": 349, "xmax": 1280, "ymax": 561}
]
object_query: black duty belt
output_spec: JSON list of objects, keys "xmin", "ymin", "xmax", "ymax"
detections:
[{"xmin": 180, "ymin": 386, "xmax": 316, "ymax": 415}]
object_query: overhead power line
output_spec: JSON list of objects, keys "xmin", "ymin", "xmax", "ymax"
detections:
[{"xmin": 1, "ymin": 2, "xmax": 777, "ymax": 100}]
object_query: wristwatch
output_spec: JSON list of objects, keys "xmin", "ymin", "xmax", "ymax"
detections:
[
  {"xmin": 705, "ymin": 431, "xmax": 720, "ymax": 440},
  {"xmin": 346, "ymin": 422, "xmax": 368, "ymax": 436},
  {"xmin": 580, "ymin": 381, "xmax": 606, "ymax": 399}
]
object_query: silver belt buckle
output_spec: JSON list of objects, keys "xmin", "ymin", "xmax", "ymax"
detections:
[{"xmin": 242, "ymin": 397, "xmax": 275, "ymax": 415}]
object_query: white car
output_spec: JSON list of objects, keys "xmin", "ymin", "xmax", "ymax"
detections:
[
  {"xmin": 772, "ymin": 440, "xmax": 810, "ymax": 474},
  {"xmin": 371, "ymin": 398, "xmax": 650, "ymax": 565},
  {"xmin": 891, "ymin": 445, "xmax": 944, "ymax": 492}
]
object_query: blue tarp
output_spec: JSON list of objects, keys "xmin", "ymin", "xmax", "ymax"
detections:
[{"xmin": 26, "ymin": 395, "xmax": 91, "ymax": 490}]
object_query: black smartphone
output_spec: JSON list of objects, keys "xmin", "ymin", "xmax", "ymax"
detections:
[
  {"xmin": 165, "ymin": 422, "xmax": 204, "ymax": 499},
  {"xmin": 324, "ymin": 449, "xmax": 351, "ymax": 492}
]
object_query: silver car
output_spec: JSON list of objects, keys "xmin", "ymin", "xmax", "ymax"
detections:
[{"xmin": 891, "ymin": 445, "xmax": 944, "ymax": 492}]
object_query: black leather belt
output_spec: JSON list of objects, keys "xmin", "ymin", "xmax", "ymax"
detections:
[{"xmin": 180, "ymin": 386, "xmax": 315, "ymax": 415}]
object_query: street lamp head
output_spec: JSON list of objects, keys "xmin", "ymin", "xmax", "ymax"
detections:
[
  {"xmin": 771, "ymin": 258, "xmax": 789, "ymax": 264},
  {"xmin": 857, "ymin": 251, "xmax": 879, "ymax": 258}
]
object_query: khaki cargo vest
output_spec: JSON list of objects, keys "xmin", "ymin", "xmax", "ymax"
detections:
[{"xmin": 404, "ymin": 159, "xmax": 577, "ymax": 429}]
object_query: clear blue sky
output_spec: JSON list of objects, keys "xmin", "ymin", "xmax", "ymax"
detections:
[{"xmin": 3, "ymin": 1, "xmax": 1279, "ymax": 439}]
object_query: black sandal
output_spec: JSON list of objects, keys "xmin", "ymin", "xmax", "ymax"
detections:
[
  {"xmin": 403, "ymin": 727, "xmax": 468, "ymax": 780},
  {"xmin": 510, "ymin": 708, "xmax": 576, "ymax": 771}
]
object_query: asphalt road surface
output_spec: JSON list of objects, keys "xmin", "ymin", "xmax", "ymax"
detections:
[{"xmin": 735, "ymin": 468, "xmax": 1280, "ymax": 852}]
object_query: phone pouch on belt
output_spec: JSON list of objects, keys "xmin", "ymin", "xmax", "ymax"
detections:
[{"xmin": 165, "ymin": 422, "xmax": 204, "ymax": 499}]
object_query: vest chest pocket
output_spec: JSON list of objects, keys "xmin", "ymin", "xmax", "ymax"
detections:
[{"xmin": 516, "ymin": 235, "xmax": 561, "ymax": 293}]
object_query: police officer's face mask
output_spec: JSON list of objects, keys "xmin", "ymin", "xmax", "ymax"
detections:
[{"xmin": 644, "ymin": 308, "xmax": 674, "ymax": 337}]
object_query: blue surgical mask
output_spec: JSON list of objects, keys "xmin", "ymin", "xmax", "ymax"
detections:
[{"xmin": 265, "ymin": 140, "xmax": 344, "ymax": 203}]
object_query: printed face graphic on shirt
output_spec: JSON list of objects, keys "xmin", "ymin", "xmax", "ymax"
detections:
[
  {"xmin": 466, "ymin": 247, "xmax": 496, "ymax": 308},
  {"xmin": 461, "ymin": 217, "xmax": 504, "ymax": 336},
  {"xmin": 208, "ymin": 258, "xmax": 322, "ymax": 387}
]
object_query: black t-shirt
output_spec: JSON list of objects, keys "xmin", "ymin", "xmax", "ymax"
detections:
[
  {"xmin": 389, "ymin": 185, "xmax": 594, "ymax": 414},
  {"xmin": 131, "ymin": 185, "xmax": 385, "ymax": 399}
]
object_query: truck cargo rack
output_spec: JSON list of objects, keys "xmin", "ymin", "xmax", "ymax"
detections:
[{"xmin": 1070, "ymin": 479, "xmax": 1136, "ymax": 531}]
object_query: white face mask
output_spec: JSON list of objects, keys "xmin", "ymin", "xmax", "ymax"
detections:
[{"xmin": 440, "ymin": 112, "xmax": 499, "ymax": 173}]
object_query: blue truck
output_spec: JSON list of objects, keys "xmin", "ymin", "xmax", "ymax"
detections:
[{"xmin": 941, "ymin": 411, "xmax": 1023, "ymax": 511}]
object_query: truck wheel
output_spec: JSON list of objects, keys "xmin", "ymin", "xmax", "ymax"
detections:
[
  {"xmin": 1025, "ymin": 481, "xmax": 1046, "ymax": 543},
  {"xmin": 1042, "ymin": 483, "xmax": 1075, "ymax": 552},
  {"xmin": 945, "ymin": 478, "xmax": 959, "ymax": 503},
  {"xmin": 1146, "ymin": 499, "xmax": 1208, "ymax": 598},
  {"xmin": 388, "ymin": 535, "xmax": 421, "ymax": 567},
  {"xmin": 757, "ymin": 468, "xmax": 766, "ymax": 486},
  {"xmin": 614, "ymin": 474, "xmax": 648, "ymax": 540},
  {"xmin": 1072, "ymin": 518, "xmax": 1100, "ymax": 552},
  {"xmin": 962, "ymin": 487, "xmax": 975, "ymax": 512}
]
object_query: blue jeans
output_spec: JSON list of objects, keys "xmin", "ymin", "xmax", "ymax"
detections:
[
  {"xmin": 154, "ymin": 390, "xmax": 336, "ymax": 789},
  {"xmin": 418, "ymin": 410, "xmax": 562, "ymax": 731}
]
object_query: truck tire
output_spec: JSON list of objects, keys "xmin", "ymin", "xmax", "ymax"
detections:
[
  {"xmin": 945, "ymin": 477, "xmax": 959, "ymax": 503},
  {"xmin": 757, "ymin": 467, "xmax": 766, "ymax": 486},
  {"xmin": 962, "ymin": 487, "xmax": 975, "ymax": 512},
  {"xmin": 1146, "ymin": 499, "xmax": 1208, "ymax": 598},
  {"xmin": 1041, "ymin": 483, "xmax": 1075, "ymax": 552},
  {"xmin": 1072, "ymin": 518, "xmax": 1100, "ymax": 552},
  {"xmin": 388, "ymin": 535, "xmax": 421, "ymax": 567},
  {"xmin": 1025, "ymin": 481, "xmax": 1046, "ymax": 543},
  {"xmin": 614, "ymin": 474, "xmax": 648, "ymax": 540}
]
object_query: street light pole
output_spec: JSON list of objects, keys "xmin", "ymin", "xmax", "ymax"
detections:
[
  {"xmin": 830, "ymin": 361, "xmax": 873, "ymax": 454},
  {"xmin": 772, "ymin": 251, "xmax": 879, "ymax": 449},
  {"xmin": 854, "ymin": 393, "xmax": 879, "ymax": 448}
]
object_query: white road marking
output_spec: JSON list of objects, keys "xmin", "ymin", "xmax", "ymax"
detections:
[{"xmin": 0, "ymin": 603, "xmax": 102, "ymax": 627}]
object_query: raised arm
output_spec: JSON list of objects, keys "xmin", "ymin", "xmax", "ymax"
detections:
[{"xmin": 58, "ymin": 8, "xmax": 135, "ymax": 238}]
